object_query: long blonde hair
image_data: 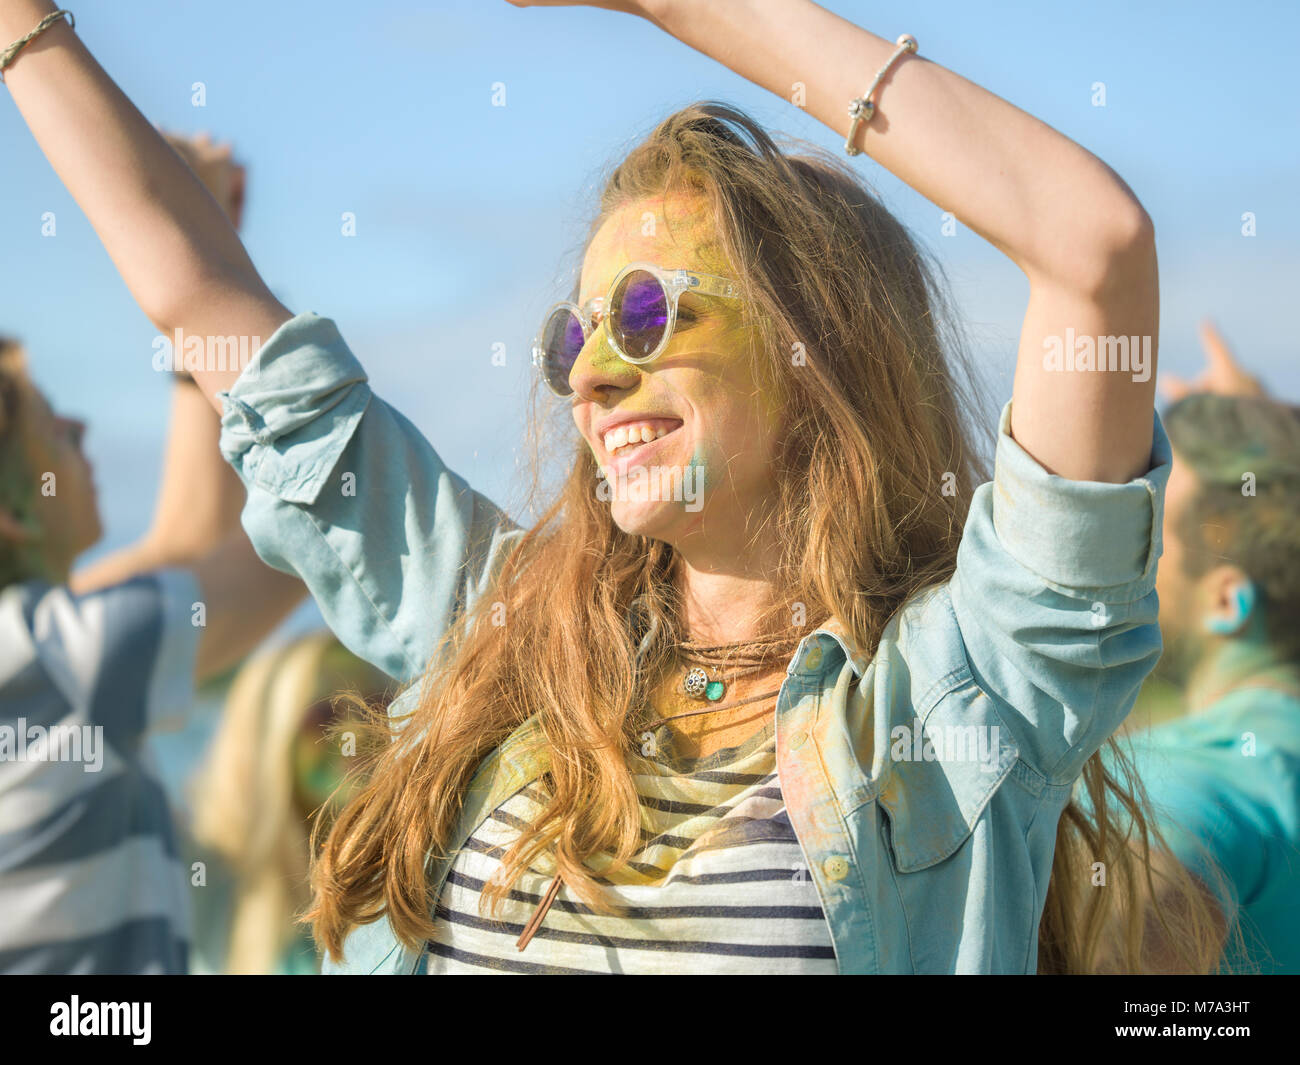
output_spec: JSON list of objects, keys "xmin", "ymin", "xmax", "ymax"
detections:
[
  {"xmin": 310, "ymin": 101, "xmax": 1224, "ymax": 973},
  {"xmin": 191, "ymin": 632, "xmax": 389, "ymax": 973}
]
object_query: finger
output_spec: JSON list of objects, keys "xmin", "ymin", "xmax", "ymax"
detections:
[{"xmin": 1198, "ymin": 318, "xmax": 1240, "ymax": 373}]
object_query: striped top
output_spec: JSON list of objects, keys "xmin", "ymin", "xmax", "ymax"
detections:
[
  {"xmin": 425, "ymin": 717, "xmax": 839, "ymax": 974},
  {"xmin": 0, "ymin": 571, "xmax": 201, "ymax": 974}
]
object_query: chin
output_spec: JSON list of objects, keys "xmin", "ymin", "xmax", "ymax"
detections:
[
  {"xmin": 76, "ymin": 518, "xmax": 105, "ymax": 561},
  {"xmin": 608, "ymin": 501, "xmax": 688, "ymax": 541}
]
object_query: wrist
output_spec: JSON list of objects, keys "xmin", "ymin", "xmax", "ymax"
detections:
[{"xmin": 0, "ymin": 2, "xmax": 61, "ymax": 47}]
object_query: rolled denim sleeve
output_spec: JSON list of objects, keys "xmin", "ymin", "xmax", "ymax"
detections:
[
  {"xmin": 950, "ymin": 401, "xmax": 1170, "ymax": 785},
  {"xmin": 218, "ymin": 313, "xmax": 522, "ymax": 684}
]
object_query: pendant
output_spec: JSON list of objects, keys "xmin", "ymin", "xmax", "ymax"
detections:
[
  {"xmin": 683, "ymin": 667, "xmax": 709, "ymax": 699},
  {"xmin": 684, "ymin": 667, "xmax": 726, "ymax": 702}
]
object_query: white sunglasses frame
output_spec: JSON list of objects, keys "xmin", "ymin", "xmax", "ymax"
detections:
[{"xmin": 530, "ymin": 260, "xmax": 742, "ymax": 397}]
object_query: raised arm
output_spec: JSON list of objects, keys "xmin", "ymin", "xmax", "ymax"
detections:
[
  {"xmin": 0, "ymin": 1, "xmax": 289, "ymax": 406},
  {"xmin": 2, "ymin": 5, "xmax": 518, "ymax": 684},
  {"xmin": 67, "ymin": 373, "xmax": 305, "ymax": 684},
  {"xmin": 71, "ymin": 134, "xmax": 250, "ymax": 593},
  {"xmin": 189, "ymin": 530, "xmax": 306, "ymax": 682},
  {"xmin": 597, "ymin": 0, "xmax": 1158, "ymax": 483},
  {"xmin": 70, "ymin": 380, "xmax": 244, "ymax": 593}
]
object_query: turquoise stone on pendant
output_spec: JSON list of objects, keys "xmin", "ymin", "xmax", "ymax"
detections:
[{"xmin": 705, "ymin": 680, "xmax": 726, "ymax": 702}]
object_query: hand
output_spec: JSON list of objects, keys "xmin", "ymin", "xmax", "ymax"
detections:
[
  {"xmin": 1160, "ymin": 319, "xmax": 1266, "ymax": 401},
  {"xmin": 162, "ymin": 130, "xmax": 247, "ymax": 231}
]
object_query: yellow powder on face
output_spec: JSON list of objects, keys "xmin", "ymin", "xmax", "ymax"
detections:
[
  {"xmin": 578, "ymin": 191, "xmax": 772, "ymax": 393},
  {"xmin": 574, "ymin": 191, "xmax": 788, "ymax": 525}
]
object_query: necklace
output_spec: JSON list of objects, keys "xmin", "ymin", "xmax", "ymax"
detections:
[
  {"xmin": 641, "ymin": 632, "xmax": 801, "ymax": 731},
  {"xmin": 516, "ymin": 630, "xmax": 801, "ymax": 954},
  {"xmin": 676, "ymin": 633, "xmax": 799, "ymax": 703}
]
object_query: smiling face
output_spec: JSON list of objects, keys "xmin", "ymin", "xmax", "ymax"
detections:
[{"xmin": 568, "ymin": 191, "xmax": 784, "ymax": 554}]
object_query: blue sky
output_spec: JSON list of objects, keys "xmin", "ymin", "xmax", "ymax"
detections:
[{"xmin": 2, "ymin": 0, "xmax": 1298, "ymax": 598}]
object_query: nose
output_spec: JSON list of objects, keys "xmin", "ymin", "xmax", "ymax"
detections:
[
  {"xmin": 567, "ymin": 321, "xmax": 641, "ymax": 404},
  {"xmin": 59, "ymin": 417, "xmax": 87, "ymax": 452}
]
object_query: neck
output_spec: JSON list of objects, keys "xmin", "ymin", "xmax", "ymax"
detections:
[
  {"xmin": 679, "ymin": 566, "xmax": 782, "ymax": 644},
  {"xmin": 1185, "ymin": 626, "xmax": 1299, "ymax": 710},
  {"xmin": 675, "ymin": 554, "xmax": 786, "ymax": 647},
  {"xmin": 668, "ymin": 492, "xmax": 789, "ymax": 644},
  {"xmin": 1, "ymin": 549, "xmax": 64, "ymax": 590}
]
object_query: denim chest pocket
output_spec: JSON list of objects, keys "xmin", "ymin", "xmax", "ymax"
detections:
[{"xmin": 876, "ymin": 677, "xmax": 1019, "ymax": 872}]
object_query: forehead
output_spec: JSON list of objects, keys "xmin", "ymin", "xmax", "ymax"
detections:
[{"xmin": 579, "ymin": 190, "xmax": 730, "ymax": 304}]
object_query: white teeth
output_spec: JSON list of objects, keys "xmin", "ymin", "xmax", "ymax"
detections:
[{"xmin": 603, "ymin": 422, "xmax": 673, "ymax": 454}]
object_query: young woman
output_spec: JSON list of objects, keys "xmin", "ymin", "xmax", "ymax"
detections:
[
  {"xmin": 0, "ymin": 0, "xmax": 1223, "ymax": 973},
  {"xmin": 190, "ymin": 632, "xmax": 390, "ymax": 975}
]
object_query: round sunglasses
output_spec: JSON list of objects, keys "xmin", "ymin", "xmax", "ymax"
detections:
[{"xmin": 530, "ymin": 261, "xmax": 742, "ymax": 397}]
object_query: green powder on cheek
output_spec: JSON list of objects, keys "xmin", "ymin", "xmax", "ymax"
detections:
[{"xmin": 685, "ymin": 444, "xmax": 708, "ymax": 511}]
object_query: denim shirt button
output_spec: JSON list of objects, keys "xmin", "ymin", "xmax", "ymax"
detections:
[
  {"xmin": 789, "ymin": 731, "xmax": 808, "ymax": 751},
  {"xmin": 823, "ymin": 855, "xmax": 850, "ymax": 881}
]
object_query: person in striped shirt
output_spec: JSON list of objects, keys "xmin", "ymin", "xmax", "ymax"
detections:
[{"xmin": 0, "ymin": 134, "xmax": 305, "ymax": 974}]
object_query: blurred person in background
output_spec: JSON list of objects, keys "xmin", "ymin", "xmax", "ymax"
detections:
[
  {"xmin": 1097, "ymin": 323, "xmax": 1300, "ymax": 973},
  {"xmin": 188, "ymin": 632, "xmax": 391, "ymax": 975},
  {"xmin": 0, "ymin": 132, "xmax": 304, "ymax": 974}
]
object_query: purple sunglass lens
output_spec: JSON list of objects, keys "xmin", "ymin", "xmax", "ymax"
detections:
[
  {"xmin": 611, "ymin": 271, "xmax": 669, "ymax": 359},
  {"xmin": 541, "ymin": 307, "xmax": 586, "ymax": 394}
]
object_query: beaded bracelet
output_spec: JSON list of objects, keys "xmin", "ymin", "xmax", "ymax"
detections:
[{"xmin": 844, "ymin": 33, "xmax": 917, "ymax": 157}]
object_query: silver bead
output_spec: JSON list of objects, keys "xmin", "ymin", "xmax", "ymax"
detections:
[
  {"xmin": 683, "ymin": 667, "xmax": 709, "ymax": 699},
  {"xmin": 848, "ymin": 97, "xmax": 874, "ymax": 121}
]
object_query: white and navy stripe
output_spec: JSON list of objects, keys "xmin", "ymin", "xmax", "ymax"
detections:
[
  {"xmin": 0, "ymin": 571, "xmax": 200, "ymax": 974},
  {"xmin": 426, "ymin": 722, "xmax": 838, "ymax": 974}
]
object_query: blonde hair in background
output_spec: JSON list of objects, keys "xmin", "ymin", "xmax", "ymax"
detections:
[{"xmin": 190, "ymin": 631, "xmax": 389, "ymax": 974}]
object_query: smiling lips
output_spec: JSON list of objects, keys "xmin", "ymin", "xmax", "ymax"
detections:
[{"xmin": 600, "ymin": 417, "xmax": 683, "ymax": 457}]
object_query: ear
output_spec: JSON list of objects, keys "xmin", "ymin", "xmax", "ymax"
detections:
[
  {"xmin": 0, "ymin": 507, "xmax": 37, "ymax": 545},
  {"xmin": 1201, "ymin": 565, "xmax": 1258, "ymax": 637}
]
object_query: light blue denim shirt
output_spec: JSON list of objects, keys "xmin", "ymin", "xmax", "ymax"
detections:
[{"xmin": 218, "ymin": 313, "xmax": 1170, "ymax": 975}]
